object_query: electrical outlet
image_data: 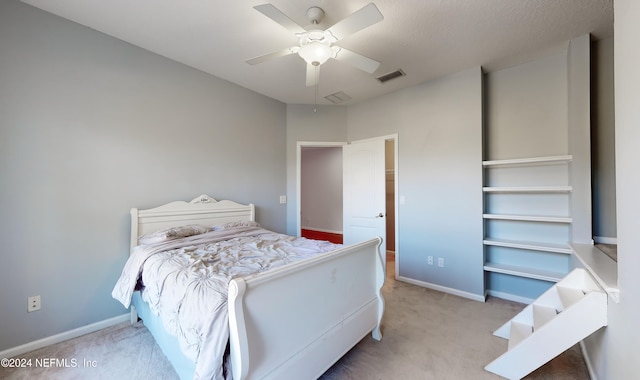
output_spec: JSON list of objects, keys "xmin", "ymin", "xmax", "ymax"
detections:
[
  {"xmin": 279, "ymin": 195, "xmax": 287, "ymax": 204},
  {"xmin": 28, "ymin": 295, "xmax": 41, "ymax": 312},
  {"xmin": 427, "ymin": 256, "xmax": 434, "ymax": 265},
  {"xmin": 438, "ymin": 258, "xmax": 445, "ymax": 268}
]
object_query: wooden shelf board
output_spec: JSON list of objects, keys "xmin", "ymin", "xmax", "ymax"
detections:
[
  {"xmin": 483, "ymin": 155, "xmax": 573, "ymax": 167},
  {"xmin": 483, "ymin": 186, "xmax": 572, "ymax": 193},
  {"xmin": 483, "ymin": 214, "xmax": 573, "ymax": 223},
  {"xmin": 483, "ymin": 238, "xmax": 572, "ymax": 254},
  {"xmin": 484, "ymin": 262, "xmax": 566, "ymax": 282}
]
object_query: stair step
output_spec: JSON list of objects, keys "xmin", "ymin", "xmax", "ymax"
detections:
[
  {"xmin": 508, "ymin": 321, "xmax": 533, "ymax": 350},
  {"xmin": 532, "ymin": 304, "xmax": 558, "ymax": 330},
  {"xmin": 485, "ymin": 269, "xmax": 608, "ymax": 380},
  {"xmin": 556, "ymin": 285, "xmax": 586, "ymax": 309}
]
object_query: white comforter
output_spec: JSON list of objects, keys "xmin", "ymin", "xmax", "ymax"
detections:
[{"xmin": 112, "ymin": 226, "xmax": 341, "ymax": 380}]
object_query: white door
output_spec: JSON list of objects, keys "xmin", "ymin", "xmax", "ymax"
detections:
[{"xmin": 343, "ymin": 138, "xmax": 386, "ymax": 247}]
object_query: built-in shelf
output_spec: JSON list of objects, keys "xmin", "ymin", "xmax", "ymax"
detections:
[
  {"xmin": 484, "ymin": 262, "xmax": 566, "ymax": 283},
  {"xmin": 483, "ymin": 238, "xmax": 572, "ymax": 254},
  {"xmin": 483, "ymin": 155, "xmax": 573, "ymax": 167},
  {"xmin": 483, "ymin": 155, "xmax": 574, "ymax": 301},
  {"xmin": 482, "ymin": 186, "xmax": 572, "ymax": 193},
  {"xmin": 483, "ymin": 214, "xmax": 572, "ymax": 223}
]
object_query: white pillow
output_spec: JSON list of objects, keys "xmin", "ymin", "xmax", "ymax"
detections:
[
  {"xmin": 139, "ymin": 224, "xmax": 210, "ymax": 245},
  {"xmin": 212, "ymin": 221, "xmax": 260, "ymax": 231}
]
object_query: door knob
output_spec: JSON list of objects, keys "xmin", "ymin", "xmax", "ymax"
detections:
[{"xmin": 376, "ymin": 213, "xmax": 384, "ymax": 218}]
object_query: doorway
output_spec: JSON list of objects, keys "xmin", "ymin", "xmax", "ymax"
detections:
[
  {"xmin": 297, "ymin": 135, "xmax": 398, "ymax": 275},
  {"xmin": 384, "ymin": 139, "xmax": 396, "ymax": 263},
  {"xmin": 300, "ymin": 145, "xmax": 344, "ymax": 244}
]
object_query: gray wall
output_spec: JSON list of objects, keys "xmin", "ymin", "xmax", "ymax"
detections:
[
  {"xmin": 485, "ymin": 50, "xmax": 568, "ymax": 159},
  {"xmin": 347, "ymin": 67, "xmax": 484, "ymax": 298},
  {"xmin": 567, "ymin": 34, "xmax": 593, "ymax": 245},
  {"xmin": 285, "ymin": 105, "xmax": 348, "ymax": 235},
  {"xmin": 582, "ymin": 1, "xmax": 640, "ymax": 378},
  {"xmin": 591, "ymin": 37, "xmax": 617, "ymax": 240},
  {"xmin": 0, "ymin": 1, "xmax": 286, "ymax": 352}
]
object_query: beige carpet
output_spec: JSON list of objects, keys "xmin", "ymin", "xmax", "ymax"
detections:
[{"xmin": 1, "ymin": 260, "xmax": 589, "ymax": 380}]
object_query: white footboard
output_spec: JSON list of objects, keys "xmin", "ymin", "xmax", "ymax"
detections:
[{"xmin": 228, "ymin": 237, "xmax": 384, "ymax": 380}]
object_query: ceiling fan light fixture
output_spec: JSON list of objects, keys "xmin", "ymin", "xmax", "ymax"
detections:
[{"xmin": 298, "ymin": 41, "xmax": 335, "ymax": 66}]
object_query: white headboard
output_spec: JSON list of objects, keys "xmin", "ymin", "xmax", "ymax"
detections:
[{"xmin": 130, "ymin": 194, "xmax": 255, "ymax": 251}]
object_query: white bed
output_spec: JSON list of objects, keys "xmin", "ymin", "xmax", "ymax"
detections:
[{"xmin": 112, "ymin": 195, "xmax": 385, "ymax": 380}]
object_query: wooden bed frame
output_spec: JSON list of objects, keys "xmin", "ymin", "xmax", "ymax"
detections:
[{"xmin": 129, "ymin": 195, "xmax": 385, "ymax": 380}]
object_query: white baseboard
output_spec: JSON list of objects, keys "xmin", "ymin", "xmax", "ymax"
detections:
[
  {"xmin": 396, "ymin": 276, "xmax": 486, "ymax": 302},
  {"xmin": 594, "ymin": 236, "xmax": 617, "ymax": 245},
  {"xmin": 580, "ymin": 340, "xmax": 598, "ymax": 380},
  {"xmin": 0, "ymin": 313, "xmax": 130, "ymax": 359}
]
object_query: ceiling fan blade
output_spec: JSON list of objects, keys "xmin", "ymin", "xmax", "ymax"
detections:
[
  {"xmin": 246, "ymin": 47, "xmax": 297, "ymax": 65},
  {"xmin": 334, "ymin": 48, "xmax": 380, "ymax": 74},
  {"xmin": 325, "ymin": 3, "xmax": 383, "ymax": 41},
  {"xmin": 254, "ymin": 4, "xmax": 307, "ymax": 35},
  {"xmin": 306, "ymin": 64, "xmax": 319, "ymax": 87}
]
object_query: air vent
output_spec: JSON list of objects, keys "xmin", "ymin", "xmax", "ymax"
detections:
[
  {"xmin": 376, "ymin": 69, "xmax": 406, "ymax": 83},
  {"xmin": 324, "ymin": 91, "xmax": 352, "ymax": 104}
]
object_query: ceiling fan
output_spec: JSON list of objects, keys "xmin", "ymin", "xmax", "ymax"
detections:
[{"xmin": 246, "ymin": 2, "xmax": 384, "ymax": 87}]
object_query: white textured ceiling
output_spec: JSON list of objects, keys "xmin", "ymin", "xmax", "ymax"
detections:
[{"xmin": 20, "ymin": 0, "xmax": 613, "ymax": 106}]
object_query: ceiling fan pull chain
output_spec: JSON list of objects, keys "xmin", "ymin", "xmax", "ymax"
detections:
[{"xmin": 314, "ymin": 65, "xmax": 319, "ymax": 112}]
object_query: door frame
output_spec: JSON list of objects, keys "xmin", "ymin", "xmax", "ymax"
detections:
[{"xmin": 296, "ymin": 134, "xmax": 399, "ymax": 275}]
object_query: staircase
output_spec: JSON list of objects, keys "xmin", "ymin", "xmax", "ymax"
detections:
[{"xmin": 485, "ymin": 268, "xmax": 607, "ymax": 379}]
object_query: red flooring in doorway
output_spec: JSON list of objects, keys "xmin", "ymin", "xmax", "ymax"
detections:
[{"xmin": 301, "ymin": 229, "xmax": 343, "ymax": 244}]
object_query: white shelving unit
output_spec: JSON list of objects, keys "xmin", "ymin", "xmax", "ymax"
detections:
[{"xmin": 483, "ymin": 155, "xmax": 574, "ymax": 302}]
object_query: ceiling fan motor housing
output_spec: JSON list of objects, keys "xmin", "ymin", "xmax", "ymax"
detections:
[{"xmin": 306, "ymin": 6, "xmax": 325, "ymax": 24}]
